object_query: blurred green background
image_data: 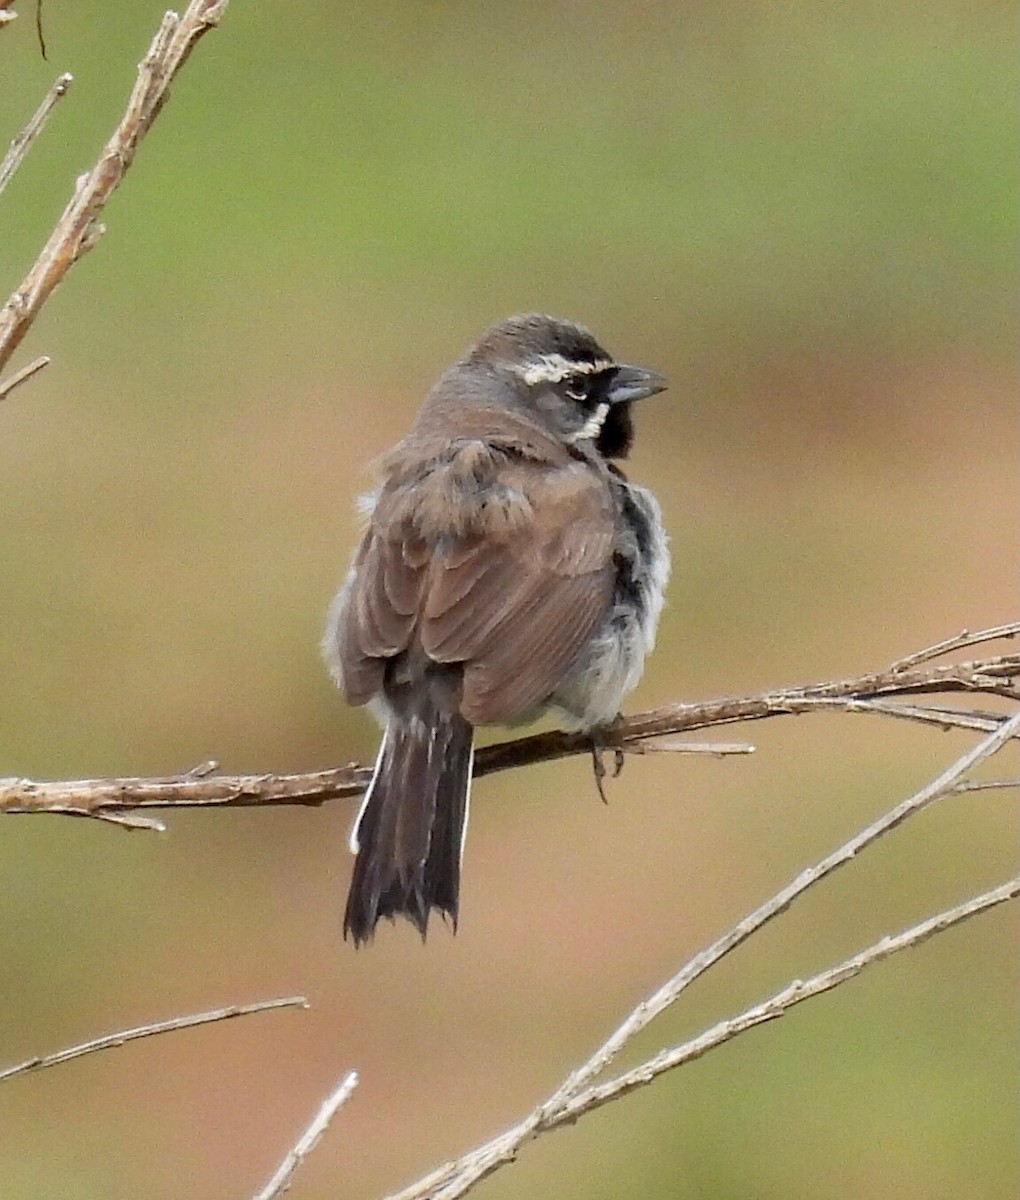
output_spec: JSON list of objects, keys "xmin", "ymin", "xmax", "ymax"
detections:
[{"xmin": 0, "ymin": 2, "xmax": 1016, "ymax": 1197}]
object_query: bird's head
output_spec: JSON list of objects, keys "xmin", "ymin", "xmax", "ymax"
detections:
[{"xmin": 440, "ymin": 314, "xmax": 667, "ymax": 459}]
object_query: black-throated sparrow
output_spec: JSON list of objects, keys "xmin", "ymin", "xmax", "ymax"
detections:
[{"xmin": 322, "ymin": 314, "xmax": 669, "ymax": 944}]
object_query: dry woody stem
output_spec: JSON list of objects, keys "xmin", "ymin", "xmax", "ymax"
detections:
[
  {"xmin": 0, "ymin": 0, "xmax": 228, "ymax": 377},
  {"xmin": 2, "ymin": 11, "xmax": 1013, "ymax": 1195},
  {"xmin": 1, "ymin": 627, "xmax": 1010, "ymax": 1198},
  {"xmin": 0, "ymin": 624, "xmax": 1016, "ymax": 821},
  {"xmin": 382, "ymin": 709, "xmax": 1020, "ymax": 1199},
  {"xmin": 0, "ymin": 352, "xmax": 49, "ymax": 401},
  {"xmin": 0, "ymin": 72, "xmax": 73, "ymax": 198},
  {"xmin": 253, "ymin": 1070, "xmax": 360, "ymax": 1200},
  {"xmin": 0, "ymin": 995, "xmax": 307, "ymax": 1085},
  {"xmin": 387, "ymin": 880, "xmax": 1017, "ymax": 1200}
]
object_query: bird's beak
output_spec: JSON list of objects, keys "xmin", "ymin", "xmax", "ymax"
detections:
[{"xmin": 608, "ymin": 364, "xmax": 668, "ymax": 405}]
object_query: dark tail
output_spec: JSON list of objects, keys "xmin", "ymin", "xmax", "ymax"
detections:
[{"xmin": 343, "ymin": 707, "xmax": 474, "ymax": 945}]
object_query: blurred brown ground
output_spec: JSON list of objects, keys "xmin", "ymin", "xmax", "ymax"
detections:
[{"xmin": 0, "ymin": 2, "xmax": 1015, "ymax": 1198}]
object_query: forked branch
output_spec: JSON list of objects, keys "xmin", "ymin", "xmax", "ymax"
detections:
[
  {"xmin": 0, "ymin": 0, "xmax": 228, "ymax": 377},
  {"xmin": 381, "ymin": 709, "xmax": 1020, "ymax": 1200},
  {"xmin": 0, "ymin": 624, "xmax": 1016, "ymax": 822}
]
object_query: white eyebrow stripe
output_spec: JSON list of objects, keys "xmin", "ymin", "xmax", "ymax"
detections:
[{"xmin": 513, "ymin": 353, "xmax": 614, "ymax": 386}]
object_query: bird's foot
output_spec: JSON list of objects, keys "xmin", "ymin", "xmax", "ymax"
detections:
[{"xmin": 589, "ymin": 718, "xmax": 625, "ymax": 804}]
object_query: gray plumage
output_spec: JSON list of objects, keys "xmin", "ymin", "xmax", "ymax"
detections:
[{"xmin": 322, "ymin": 314, "xmax": 669, "ymax": 944}]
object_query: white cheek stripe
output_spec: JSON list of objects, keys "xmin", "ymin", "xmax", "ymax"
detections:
[
  {"xmin": 515, "ymin": 353, "xmax": 613, "ymax": 386},
  {"xmin": 569, "ymin": 400, "xmax": 611, "ymax": 442}
]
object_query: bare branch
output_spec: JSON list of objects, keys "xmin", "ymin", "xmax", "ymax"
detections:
[
  {"xmin": 0, "ymin": 0, "xmax": 228, "ymax": 373},
  {"xmin": 474, "ymin": 651, "xmax": 1020, "ymax": 778},
  {"xmin": 561, "ymin": 876, "xmax": 1019, "ymax": 1121},
  {"xmin": 539, "ymin": 707, "xmax": 1020, "ymax": 1106},
  {"xmin": 632, "ymin": 739, "xmax": 754, "ymax": 755},
  {"xmin": 890, "ymin": 621, "xmax": 1020, "ymax": 672},
  {"xmin": 0, "ymin": 638, "xmax": 1016, "ymax": 821},
  {"xmin": 390, "ymin": 877, "xmax": 1018, "ymax": 1200},
  {"xmin": 0, "ymin": 995, "xmax": 308, "ymax": 1085},
  {"xmin": 0, "ymin": 762, "xmax": 371, "ymax": 819},
  {"xmin": 91, "ymin": 806, "xmax": 166, "ymax": 831},
  {"xmin": 0, "ymin": 352, "xmax": 49, "ymax": 400},
  {"xmin": 0, "ymin": 72, "xmax": 73, "ymax": 197},
  {"xmin": 384, "ymin": 713, "xmax": 1020, "ymax": 1199},
  {"xmin": 253, "ymin": 1070, "xmax": 360, "ymax": 1200},
  {"xmin": 843, "ymin": 698, "xmax": 1009, "ymax": 735},
  {"xmin": 953, "ymin": 778, "xmax": 1018, "ymax": 794}
]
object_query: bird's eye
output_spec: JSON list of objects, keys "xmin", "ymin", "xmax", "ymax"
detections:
[{"xmin": 564, "ymin": 375, "xmax": 590, "ymax": 402}]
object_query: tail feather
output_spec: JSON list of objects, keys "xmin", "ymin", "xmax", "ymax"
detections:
[{"xmin": 344, "ymin": 709, "xmax": 473, "ymax": 945}]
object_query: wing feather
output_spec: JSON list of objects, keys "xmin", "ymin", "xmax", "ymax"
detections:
[
  {"xmin": 423, "ymin": 459, "xmax": 617, "ymax": 722},
  {"xmin": 422, "ymin": 552, "xmax": 530, "ymax": 660},
  {"xmin": 333, "ymin": 441, "xmax": 618, "ymax": 726},
  {"xmin": 461, "ymin": 571, "xmax": 612, "ymax": 724}
]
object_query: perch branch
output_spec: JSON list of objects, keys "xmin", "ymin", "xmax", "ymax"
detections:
[
  {"xmin": 0, "ymin": 994, "xmax": 307, "ymax": 1084},
  {"xmin": 0, "ymin": 0, "xmax": 228, "ymax": 374},
  {"xmin": 253, "ymin": 1070, "xmax": 360, "ymax": 1200},
  {"xmin": 384, "ymin": 713, "xmax": 1020, "ymax": 1199},
  {"xmin": 0, "ymin": 627, "xmax": 1016, "ymax": 821}
]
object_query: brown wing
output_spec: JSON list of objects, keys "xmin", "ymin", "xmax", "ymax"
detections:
[
  {"xmin": 335, "ymin": 526, "xmax": 428, "ymax": 706},
  {"xmin": 336, "ymin": 450, "xmax": 617, "ymax": 726},
  {"xmin": 421, "ymin": 460, "xmax": 615, "ymax": 724}
]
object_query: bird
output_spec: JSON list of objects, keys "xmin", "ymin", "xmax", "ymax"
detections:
[{"xmin": 322, "ymin": 313, "xmax": 670, "ymax": 945}]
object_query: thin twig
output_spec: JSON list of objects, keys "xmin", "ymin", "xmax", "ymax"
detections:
[
  {"xmin": 384, "ymin": 717, "xmax": 1020, "ymax": 1199},
  {"xmin": 0, "ymin": 352, "xmax": 49, "ymax": 400},
  {"xmin": 890, "ymin": 621, "xmax": 1020, "ymax": 672},
  {"xmin": 633, "ymin": 740, "xmax": 755, "ymax": 755},
  {"xmin": 845, "ymin": 698, "xmax": 1009, "ymax": 735},
  {"xmin": 0, "ymin": 642, "xmax": 1017, "ymax": 821},
  {"xmin": 0, "ymin": 0, "xmax": 228, "ymax": 374},
  {"xmin": 427, "ymin": 879, "xmax": 1017, "ymax": 1200},
  {"xmin": 952, "ymin": 778, "xmax": 1018, "ymax": 793},
  {"xmin": 540, "ymin": 708, "xmax": 1020, "ymax": 1113},
  {"xmin": 0, "ymin": 72, "xmax": 72, "ymax": 197},
  {"xmin": 91, "ymin": 806, "xmax": 166, "ymax": 831},
  {"xmin": 253, "ymin": 1070, "xmax": 360, "ymax": 1200},
  {"xmin": 560, "ymin": 876, "xmax": 1019, "ymax": 1120},
  {"xmin": 0, "ymin": 995, "xmax": 308, "ymax": 1084},
  {"xmin": 34, "ymin": 0, "xmax": 46, "ymax": 59},
  {"xmin": 390, "ymin": 878, "xmax": 1019, "ymax": 1200}
]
